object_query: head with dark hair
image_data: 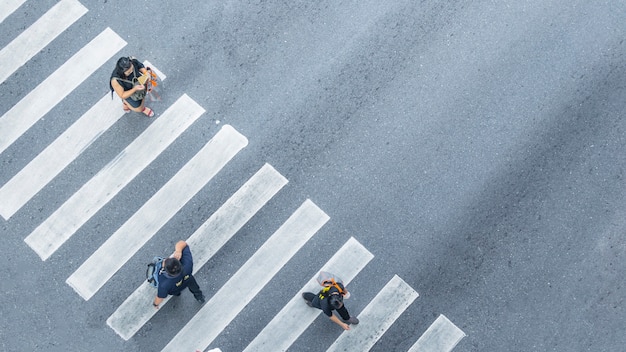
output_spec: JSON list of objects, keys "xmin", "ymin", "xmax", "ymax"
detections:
[
  {"xmin": 115, "ymin": 57, "xmax": 132, "ymax": 77},
  {"xmin": 164, "ymin": 258, "xmax": 182, "ymax": 278},
  {"xmin": 329, "ymin": 294, "xmax": 343, "ymax": 309}
]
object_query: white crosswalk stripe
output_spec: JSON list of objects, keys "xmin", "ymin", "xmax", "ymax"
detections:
[
  {"xmin": 243, "ymin": 236, "xmax": 374, "ymax": 352},
  {"xmin": 0, "ymin": 0, "xmax": 87, "ymax": 84},
  {"xmin": 327, "ymin": 275, "xmax": 419, "ymax": 352},
  {"xmin": 107, "ymin": 163, "xmax": 288, "ymax": 340},
  {"xmin": 24, "ymin": 94, "xmax": 205, "ymax": 261},
  {"xmin": 66, "ymin": 124, "xmax": 248, "ymax": 301},
  {"xmin": 0, "ymin": 0, "xmax": 27, "ymax": 24},
  {"xmin": 0, "ymin": 62, "xmax": 164, "ymax": 220},
  {"xmin": 408, "ymin": 314, "xmax": 466, "ymax": 352},
  {"xmin": 0, "ymin": 27, "xmax": 126, "ymax": 154},
  {"xmin": 142, "ymin": 60, "xmax": 167, "ymax": 81},
  {"xmin": 1, "ymin": 7, "xmax": 467, "ymax": 350},
  {"xmin": 0, "ymin": 94, "xmax": 123, "ymax": 220},
  {"xmin": 161, "ymin": 199, "xmax": 330, "ymax": 352}
]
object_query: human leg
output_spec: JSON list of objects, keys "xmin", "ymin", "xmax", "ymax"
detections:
[
  {"xmin": 124, "ymin": 97, "xmax": 142, "ymax": 111},
  {"xmin": 124, "ymin": 98, "xmax": 154, "ymax": 117},
  {"xmin": 336, "ymin": 305, "xmax": 351, "ymax": 321},
  {"xmin": 302, "ymin": 292, "xmax": 315, "ymax": 307},
  {"xmin": 122, "ymin": 101, "xmax": 131, "ymax": 113},
  {"xmin": 185, "ymin": 275, "xmax": 205, "ymax": 303},
  {"xmin": 336, "ymin": 304, "xmax": 359, "ymax": 324}
]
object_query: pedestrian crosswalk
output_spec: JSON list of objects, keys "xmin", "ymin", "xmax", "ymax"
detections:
[
  {"xmin": 243, "ymin": 236, "xmax": 374, "ymax": 352},
  {"xmin": 162, "ymin": 199, "xmax": 330, "ymax": 352},
  {"xmin": 0, "ymin": 59, "xmax": 165, "ymax": 221},
  {"xmin": 408, "ymin": 315, "xmax": 467, "ymax": 352},
  {"xmin": 0, "ymin": 0, "xmax": 87, "ymax": 84},
  {"xmin": 0, "ymin": 0, "xmax": 28, "ymax": 24},
  {"xmin": 0, "ymin": 27, "xmax": 126, "ymax": 154},
  {"xmin": 1, "ymin": 2, "xmax": 466, "ymax": 351},
  {"xmin": 0, "ymin": 93, "xmax": 126, "ymax": 219},
  {"xmin": 24, "ymin": 93, "xmax": 206, "ymax": 260},
  {"xmin": 66, "ymin": 124, "xmax": 248, "ymax": 301},
  {"xmin": 327, "ymin": 275, "xmax": 419, "ymax": 352},
  {"xmin": 107, "ymin": 163, "xmax": 288, "ymax": 340}
]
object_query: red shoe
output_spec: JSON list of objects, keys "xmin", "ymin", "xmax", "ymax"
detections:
[{"xmin": 142, "ymin": 106, "xmax": 155, "ymax": 117}]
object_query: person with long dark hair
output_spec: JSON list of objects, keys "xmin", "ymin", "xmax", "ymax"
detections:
[{"xmin": 110, "ymin": 56, "xmax": 155, "ymax": 117}]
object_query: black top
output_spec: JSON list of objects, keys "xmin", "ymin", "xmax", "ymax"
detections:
[
  {"xmin": 109, "ymin": 58, "xmax": 145, "ymax": 93},
  {"xmin": 311, "ymin": 285, "xmax": 343, "ymax": 317}
]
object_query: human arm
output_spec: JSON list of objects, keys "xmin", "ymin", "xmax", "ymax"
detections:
[
  {"xmin": 153, "ymin": 255, "xmax": 174, "ymax": 309},
  {"xmin": 153, "ymin": 296, "xmax": 164, "ymax": 309},
  {"xmin": 173, "ymin": 240, "xmax": 187, "ymax": 260},
  {"xmin": 110, "ymin": 78, "xmax": 144, "ymax": 99},
  {"xmin": 320, "ymin": 299, "xmax": 350, "ymax": 330},
  {"xmin": 329, "ymin": 314, "xmax": 350, "ymax": 330}
]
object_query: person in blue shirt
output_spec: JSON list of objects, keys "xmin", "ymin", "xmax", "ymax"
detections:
[{"xmin": 152, "ymin": 240, "xmax": 205, "ymax": 309}]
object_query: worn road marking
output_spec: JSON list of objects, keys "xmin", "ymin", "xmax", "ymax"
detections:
[
  {"xmin": 24, "ymin": 94, "xmax": 203, "ymax": 260},
  {"xmin": 106, "ymin": 163, "xmax": 287, "ymax": 340}
]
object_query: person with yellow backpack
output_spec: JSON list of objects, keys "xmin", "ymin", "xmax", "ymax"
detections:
[{"xmin": 302, "ymin": 272, "xmax": 359, "ymax": 330}]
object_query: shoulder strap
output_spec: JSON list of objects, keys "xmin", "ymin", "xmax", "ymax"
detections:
[
  {"xmin": 318, "ymin": 285, "xmax": 339, "ymax": 299},
  {"xmin": 113, "ymin": 77, "xmax": 135, "ymax": 85},
  {"xmin": 322, "ymin": 278, "xmax": 345, "ymax": 295}
]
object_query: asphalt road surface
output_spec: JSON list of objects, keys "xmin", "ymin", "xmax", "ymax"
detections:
[{"xmin": 1, "ymin": 1, "xmax": 625, "ymax": 351}]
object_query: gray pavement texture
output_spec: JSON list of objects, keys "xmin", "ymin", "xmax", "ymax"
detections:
[{"xmin": 1, "ymin": 0, "xmax": 625, "ymax": 351}]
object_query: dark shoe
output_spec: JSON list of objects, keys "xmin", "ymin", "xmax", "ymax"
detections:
[
  {"xmin": 302, "ymin": 293, "xmax": 313, "ymax": 307},
  {"xmin": 345, "ymin": 316, "xmax": 359, "ymax": 325},
  {"xmin": 196, "ymin": 295, "xmax": 205, "ymax": 304}
]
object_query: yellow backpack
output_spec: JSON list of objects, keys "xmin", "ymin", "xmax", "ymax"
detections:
[{"xmin": 317, "ymin": 271, "xmax": 346, "ymax": 299}]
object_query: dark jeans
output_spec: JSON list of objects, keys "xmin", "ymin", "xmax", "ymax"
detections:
[
  {"xmin": 185, "ymin": 275, "xmax": 203, "ymax": 299},
  {"xmin": 303, "ymin": 292, "xmax": 350, "ymax": 320}
]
